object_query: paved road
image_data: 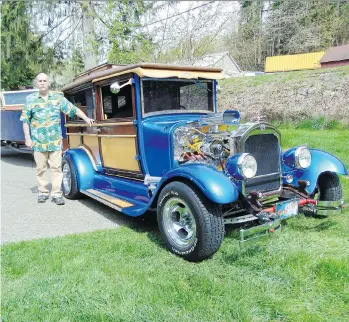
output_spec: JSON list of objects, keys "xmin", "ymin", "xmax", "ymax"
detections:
[{"xmin": 1, "ymin": 147, "xmax": 143, "ymax": 244}]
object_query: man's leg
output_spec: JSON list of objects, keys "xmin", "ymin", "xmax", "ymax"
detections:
[
  {"xmin": 49, "ymin": 150, "xmax": 65, "ymax": 205},
  {"xmin": 33, "ymin": 151, "xmax": 50, "ymax": 202}
]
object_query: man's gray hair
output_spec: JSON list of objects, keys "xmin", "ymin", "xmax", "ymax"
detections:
[{"xmin": 33, "ymin": 73, "xmax": 51, "ymax": 87}]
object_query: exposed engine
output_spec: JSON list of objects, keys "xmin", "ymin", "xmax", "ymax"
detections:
[
  {"xmin": 173, "ymin": 110, "xmax": 284, "ymax": 199},
  {"xmin": 173, "ymin": 123, "xmax": 232, "ymax": 169}
]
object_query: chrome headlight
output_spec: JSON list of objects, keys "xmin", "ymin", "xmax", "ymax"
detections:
[
  {"xmin": 238, "ymin": 153, "xmax": 257, "ymax": 179},
  {"xmin": 226, "ymin": 153, "xmax": 257, "ymax": 180},
  {"xmin": 295, "ymin": 147, "xmax": 312, "ymax": 169}
]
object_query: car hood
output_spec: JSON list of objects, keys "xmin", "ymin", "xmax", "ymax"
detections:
[{"xmin": 140, "ymin": 113, "xmax": 209, "ymax": 176}]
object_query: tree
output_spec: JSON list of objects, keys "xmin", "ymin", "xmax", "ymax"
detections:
[
  {"xmin": 152, "ymin": 1, "xmax": 236, "ymax": 63},
  {"xmin": 89, "ymin": 0, "xmax": 155, "ymax": 64},
  {"xmin": 1, "ymin": 1, "xmax": 56, "ymax": 89},
  {"xmin": 225, "ymin": 0, "xmax": 349, "ymax": 71},
  {"xmin": 265, "ymin": 0, "xmax": 349, "ymax": 56},
  {"xmin": 224, "ymin": 0, "xmax": 265, "ymax": 70}
]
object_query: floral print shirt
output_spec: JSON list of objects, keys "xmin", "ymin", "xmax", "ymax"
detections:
[{"xmin": 20, "ymin": 91, "xmax": 77, "ymax": 152}]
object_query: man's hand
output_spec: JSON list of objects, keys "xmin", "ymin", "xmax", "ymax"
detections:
[
  {"xmin": 25, "ymin": 138, "xmax": 32, "ymax": 148},
  {"xmin": 84, "ymin": 117, "xmax": 95, "ymax": 126},
  {"xmin": 75, "ymin": 108, "xmax": 95, "ymax": 126}
]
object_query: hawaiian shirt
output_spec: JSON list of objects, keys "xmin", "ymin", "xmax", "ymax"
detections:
[{"xmin": 20, "ymin": 91, "xmax": 77, "ymax": 152}]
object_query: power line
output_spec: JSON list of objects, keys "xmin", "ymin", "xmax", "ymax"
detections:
[{"xmin": 141, "ymin": 1, "xmax": 215, "ymax": 28}]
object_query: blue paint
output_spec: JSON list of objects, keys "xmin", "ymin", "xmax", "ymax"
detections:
[
  {"xmin": 60, "ymin": 113, "xmax": 67, "ymax": 138},
  {"xmin": 134, "ymin": 74, "xmax": 149, "ymax": 174},
  {"xmin": 226, "ymin": 154, "xmax": 244, "ymax": 180},
  {"xmin": 156, "ymin": 163, "xmax": 239, "ymax": 204},
  {"xmin": 65, "ymin": 148, "xmax": 151, "ymax": 216},
  {"xmin": 1, "ymin": 110, "xmax": 24, "ymax": 142},
  {"xmin": 282, "ymin": 148, "xmax": 348, "ymax": 194},
  {"xmin": 64, "ymin": 149, "xmax": 95, "ymax": 190},
  {"xmin": 142, "ymin": 114, "xmax": 210, "ymax": 176}
]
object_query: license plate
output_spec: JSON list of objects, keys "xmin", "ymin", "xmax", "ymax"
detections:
[{"xmin": 276, "ymin": 199, "xmax": 299, "ymax": 219}]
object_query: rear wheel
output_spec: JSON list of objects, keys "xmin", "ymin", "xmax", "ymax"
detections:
[
  {"xmin": 317, "ymin": 172, "xmax": 342, "ymax": 201},
  {"xmin": 62, "ymin": 157, "xmax": 82, "ymax": 199},
  {"xmin": 157, "ymin": 181, "xmax": 224, "ymax": 262}
]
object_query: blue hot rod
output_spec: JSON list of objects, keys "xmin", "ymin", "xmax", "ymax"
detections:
[{"xmin": 61, "ymin": 63, "xmax": 347, "ymax": 261}]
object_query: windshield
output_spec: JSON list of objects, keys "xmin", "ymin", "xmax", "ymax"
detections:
[
  {"xmin": 3, "ymin": 90, "xmax": 38, "ymax": 105},
  {"xmin": 142, "ymin": 79, "xmax": 214, "ymax": 114}
]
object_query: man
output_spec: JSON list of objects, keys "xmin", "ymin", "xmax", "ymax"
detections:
[{"xmin": 20, "ymin": 73, "xmax": 94, "ymax": 205}]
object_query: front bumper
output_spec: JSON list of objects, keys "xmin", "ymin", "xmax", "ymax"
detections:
[
  {"xmin": 315, "ymin": 200, "xmax": 346, "ymax": 215},
  {"xmin": 239, "ymin": 198, "xmax": 346, "ymax": 249}
]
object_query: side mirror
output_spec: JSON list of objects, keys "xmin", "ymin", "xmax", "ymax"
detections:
[{"xmin": 110, "ymin": 78, "xmax": 132, "ymax": 94}]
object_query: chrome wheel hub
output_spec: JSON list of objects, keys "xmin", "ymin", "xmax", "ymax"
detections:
[
  {"xmin": 62, "ymin": 163, "xmax": 72, "ymax": 194},
  {"xmin": 162, "ymin": 197, "xmax": 196, "ymax": 248}
]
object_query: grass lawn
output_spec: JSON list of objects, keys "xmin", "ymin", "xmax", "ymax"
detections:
[{"xmin": 2, "ymin": 128, "xmax": 349, "ymax": 322}]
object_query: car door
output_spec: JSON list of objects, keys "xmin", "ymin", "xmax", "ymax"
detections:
[{"xmin": 95, "ymin": 74, "xmax": 143, "ymax": 180}]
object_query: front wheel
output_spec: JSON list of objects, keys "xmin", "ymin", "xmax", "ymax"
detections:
[
  {"xmin": 317, "ymin": 172, "xmax": 342, "ymax": 201},
  {"xmin": 157, "ymin": 181, "xmax": 224, "ymax": 262}
]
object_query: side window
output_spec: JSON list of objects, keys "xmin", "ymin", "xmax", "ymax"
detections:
[
  {"xmin": 66, "ymin": 88, "xmax": 95, "ymax": 121},
  {"xmin": 101, "ymin": 81, "xmax": 133, "ymax": 120}
]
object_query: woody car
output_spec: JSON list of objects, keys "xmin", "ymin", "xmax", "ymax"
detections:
[{"xmin": 61, "ymin": 63, "xmax": 347, "ymax": 262}]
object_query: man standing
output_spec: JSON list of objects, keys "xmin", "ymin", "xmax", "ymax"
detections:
[{"xmin": 20, "ymin": 73, "xmax": 94, "ymax": 205}]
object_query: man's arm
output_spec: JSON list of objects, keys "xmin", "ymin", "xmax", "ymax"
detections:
[
  {"xmin": 60, "ymin": 96, "xmax": 94, "ymax": 126},
  {"xmin": 23, "ymin": 122, "xmax": 32, "ymax": 147},
  {"xmin": 20, "ymin": 97, "xmax": 32, "ymax": 147},
  {"xmin": 76, "ymin": 108, "xmax": 94, "ymax": 126}
]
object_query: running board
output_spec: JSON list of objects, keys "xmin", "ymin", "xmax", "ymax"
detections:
[{"xmin": 81, "ymin": 189, "xmax": 134, "ymax": 212}]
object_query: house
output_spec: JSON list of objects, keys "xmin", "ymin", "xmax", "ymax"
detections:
[
  {"xmin": 172, "ymin": 51, "xmax": 242, "ymax": 77},
  {"xmin": 265, "ymin": 52, "xmax": 325, "ymax": 73},
  {"xmin": 320, "ymin": 44, "xmax": 349, "ymax": 68}
]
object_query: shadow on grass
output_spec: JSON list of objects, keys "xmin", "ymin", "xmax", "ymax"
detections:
[
  {"xmin": 220, "ymin": 223, "xmax": 269, "ymax": 264},
  {"xmin": 221, "ymin": 216, "xmax": 337, "ymax": 264},
  {"xmin": 76, "ymin": 198, "xmax": 163, "ymax": 247},
  {"xmin": 221, "ymin": 244, "xmax": 267, "ymax": 264}
]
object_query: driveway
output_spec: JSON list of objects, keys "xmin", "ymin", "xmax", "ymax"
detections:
[{"xmin": 1, "ymin": 147, "xmax": 137, "ymax": 244}]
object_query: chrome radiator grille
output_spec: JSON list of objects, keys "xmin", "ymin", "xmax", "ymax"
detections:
[{"xmin": 244, "ymin": 134, "xmax": 281, "ymax": 194}]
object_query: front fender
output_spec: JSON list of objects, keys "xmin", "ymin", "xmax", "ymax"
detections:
[
  {"xmin": 157, "ymin": 163, "xmax": 240, "ymax": 204},
  {"xmin": 64, "ymin": 148, "xmax": 96, "ymax": 190},
  {"xmin": 282, "ymin": 148, "xmax": 348, "ymax": 194}
]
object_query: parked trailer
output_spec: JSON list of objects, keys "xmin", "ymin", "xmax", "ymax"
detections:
[{"xmin": 0, "ymin": 89, "xmax": 68, "ymax": 153}]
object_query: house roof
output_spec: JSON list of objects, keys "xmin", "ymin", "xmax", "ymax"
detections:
[
  {"xmin": 320, "ymin": 44, "xmax": 349, "ymax": 63},
  {"xmin": 172, "ymin": 51, "xmax": 241, "ymax": 72}
]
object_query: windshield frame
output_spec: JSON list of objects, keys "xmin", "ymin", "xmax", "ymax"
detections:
[{"xmin": 140, "ymin": 78, "xmax": 216, "ymax": 118}]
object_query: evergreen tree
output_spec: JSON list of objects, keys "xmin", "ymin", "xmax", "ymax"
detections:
[{"xmin": 1, "ymin": 1, "xmax": 55, "ymax": 89}]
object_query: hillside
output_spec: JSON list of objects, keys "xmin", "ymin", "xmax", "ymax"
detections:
[{"xmin": 218, "ymin": 66, "xmax": 349, "ymax": 125}]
